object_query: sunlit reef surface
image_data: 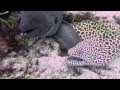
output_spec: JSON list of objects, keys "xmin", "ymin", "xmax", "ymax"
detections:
[{"xmin": 66, "ymin": 20, "xmax": 120, "ymax": 67}]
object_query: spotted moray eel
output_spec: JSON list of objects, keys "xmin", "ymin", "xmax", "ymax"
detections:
[{"xmin": 66, "ymin": 20, "xmax": 120, "ymax": 67}]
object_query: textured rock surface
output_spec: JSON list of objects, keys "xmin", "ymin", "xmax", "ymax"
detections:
[
  {"xmin": 64, "ymin": 11, "xmax": 120, "ymax": 24},
  {"xmin": 1, "ymin": 54, "xmax": 120, "ymax": 79}
]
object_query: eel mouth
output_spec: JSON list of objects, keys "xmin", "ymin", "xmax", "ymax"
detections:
[
  {"xmin": 67, "ymin": 56, "xmax": 83, "ymax": 61},
  {"xmin": 22, "ymin": 28, "xmax": 38, "ymax": 34},
  {"xmin": 21, "ymin": 28, "xmax": 42, "ymax": 37},
  {"xmin": 66, "ymin": 56, "xmax": 85, "ymax": 67},
  {"xmin": 23, "ymin": 29, "xmax": 34, "ymax": 34}
]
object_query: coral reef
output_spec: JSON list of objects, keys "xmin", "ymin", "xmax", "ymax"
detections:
[
  {"xmin": 1, "ymin": 54, "xmax": 120, "ymax": 79},
  {"xmin": 64, "ymin": 11, "xmax": 96, "ymax": 23},
  {"xmin": 0, "ymin": 11, "xmax": 21, "ymax": 58}
]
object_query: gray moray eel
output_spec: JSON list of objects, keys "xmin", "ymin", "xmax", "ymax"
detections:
[{"xmin": 19, "ymin": 11, "xmax": 63, "ymax": 37}]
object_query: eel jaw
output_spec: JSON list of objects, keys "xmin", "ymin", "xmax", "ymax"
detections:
[
  {"xmin": 21, "ymin": 28, "xmax": 41, "ymax": 37},
  {"xmin": 23, "ymin": 29, "xmax": 35, "ymax": 34},
  {"xmin": 65, "ymin": 56, "xmax": 84, "ymax": 66},
  {"xmin": 22, "ymin": 27, "xmax": 40, "ymax": 34},
  {"xmin": 67, "ymin": 56, "xmax": 83, "ymax": 61}
]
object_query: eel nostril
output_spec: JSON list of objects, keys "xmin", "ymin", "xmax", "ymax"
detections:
[{"xmin": 54, "ymin": 17, "xmax": 58, "ymax": 24}]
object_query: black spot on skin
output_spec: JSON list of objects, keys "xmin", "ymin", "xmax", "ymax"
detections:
[
  {"xmin": 112, "ymin": 32, "xmax": 115, "ymax": 35},
  {"xmin": 54, "ymin": 17, "xmax": 58, "ymax": 24},
  {"xmin": 88, "ymin": 25, "xmax": 91, "ymax": 28},
  {"xmin": 91, "ymin": 23, "xmax": 94, "ymax": 25},
  {"xmin": 99, "ymin": 38, "xmax": 103, "ymax": 41},
  {"xmin": 115, "ymin": 44, "xmax": 118, "ymax": 47},
  {"xmin": 109, "ymin": 34, "xmax": 112, "ymax": 36},
  {"xmin": 103, "ymin": 33, "xmax": 106, "ymax": 39},
  {"xmin": 111, "ymin": 36, "xmax": 114, "ymax": 39},
  {"xmin": 103, "ymin": 33, "xmax": 105, "ymax": 37},
  {"xmin": 75, "ymin": 29, "xmax": 77, "ymax": 31},
  {"xmin": 105, "ymin": 42, "xmax": 109, "ymax": 45},
  {"xmin": 97, "ymin": 28, "xmax": 100, "ymax": 30},
  {"xmin": 89, "ymin": 32, "xmax": 91, "ymax": 36},
  {"xmin": 109, "ymin": 39, "xmax": 112, "ymax": 42},
  {"xmin": 86, "ymin": 24, "xmax": 89, "ymax": 27},
  {"xmin": 105, "ymin": 35, "xmax": 109, "ymax": 38},
  {"xmin": 84, "ymin": 27, "xmax": 87, "ymax": 30},
  {"xmin": 93, "ymin": 27, "xmax": 96, "ymax": 29},
  {"xmin": 100, "ymin": 30, "xmax": 104, "ymax": 33},
  {"xmin": 81, "ymin": 32, "xmax": 84, "ymax": 35},
  {"xmin": 92, "ymin": 31, "xmax": 95, "ymax": 34},
  {"xmin": 76, "ymin": 31, "xmax": 80, "ymax": 34},
  {"xmin": 117, "ymin": 40, "xmax": 119, "ymax": 44},
  {"xmin": 108, "ymin": 51, "xmax": 111, "ymax": 55}
]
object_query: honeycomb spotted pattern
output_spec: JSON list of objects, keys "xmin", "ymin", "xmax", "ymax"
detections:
[{"xmin": 66, "ymin": 20, "xmax": 120, "ymax": 67}]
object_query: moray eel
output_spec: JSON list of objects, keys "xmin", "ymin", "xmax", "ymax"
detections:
[{"xmin": 66, "ymin": 20, "xmax": 120, "ymax": 68}]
